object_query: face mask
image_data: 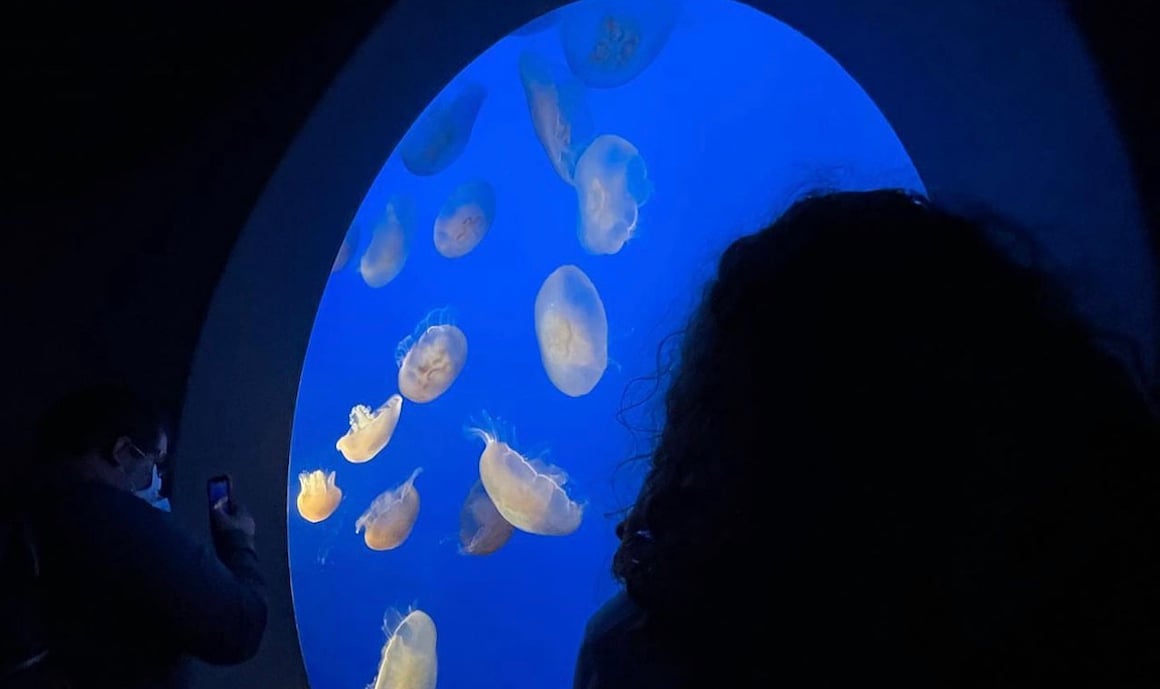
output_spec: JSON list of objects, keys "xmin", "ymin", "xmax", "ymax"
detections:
[{"xmin": 131, "ymin": 464, "xmax": 170, "ymax": 512}]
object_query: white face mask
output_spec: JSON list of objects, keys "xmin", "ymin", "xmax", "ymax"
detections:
[{"xmin": 132, "ymin": 464, "xmax": 171, "ymax": 512}]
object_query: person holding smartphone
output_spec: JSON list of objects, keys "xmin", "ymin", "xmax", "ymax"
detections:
[{"xmin": 11, "ymin": 383, "xmax": 267, "ymax": 689}]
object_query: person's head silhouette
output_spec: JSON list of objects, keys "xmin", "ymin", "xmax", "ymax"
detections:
[{"xmin": 605, "ymin": 189, "xmax": 1160, "ymax": 686}]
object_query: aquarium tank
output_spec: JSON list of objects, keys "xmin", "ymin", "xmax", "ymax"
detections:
[{"xmin": 287, "ymin": 0, "xmax": 924, "ymax": 687}]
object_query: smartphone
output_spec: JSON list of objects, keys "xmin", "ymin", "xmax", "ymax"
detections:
[{"xmin": 207, "ymin": 474, "xmax": 233, "ymax": 511}]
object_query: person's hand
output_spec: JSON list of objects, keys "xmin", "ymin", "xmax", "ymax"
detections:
[{"xmin": 211, "ymin": 497, "xmax": 256, "ymax": 539}]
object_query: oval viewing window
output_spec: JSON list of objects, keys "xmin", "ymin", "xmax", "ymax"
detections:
[{"xmin": 287, "ymin": 1, "xmax": 923, "ymax": 687}]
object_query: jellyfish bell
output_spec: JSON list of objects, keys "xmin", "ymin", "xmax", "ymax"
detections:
[
  {"xmin": 396, "ymin": 310, "xmax": 468, "ymax": 403},
  {"xmin": 296, "ymin": 469, "xmax": 343, "ymax": 523},
  {"xmin": 512, "ymin": 9, "xmax": 559, "ymax": 36},
  {"xmin": 518, "ymin": 51, "xmax": 595, "ymax": 185},
  {"xmin": 560, "ymin": 0, "xmax": 683, "ymax": 89},
  {"xmin": 466, "ymin": 419, "xmax": 584, "ymax": 536},
  {"xmin": 355, "ymin": 468, "xmax": 423, "ymax": 551},
  {"xmin": 336, "ymin": 394, "xmax": 403, "ymax": 463},
  {"xmin": 359, "ymin": 195, "xmax": 414, "ymax": 287},
  {"xmin": 399, "ymin": 82, "xmax": 487, "ymax": 177},
  {"xmin": 332, "ymin": 222, "xmax": 360, "ymax": 274},
  {"xmin": 433, "ymin": 180, "xmax": 496, "ymax": 259},
  {"xmin": 458, "ymin": 479, "xmax": 514, "ymax": 556},
  {"xmin": 369, "ymin": 607, "xmax": 438, "ymax": 689},
  {"xmin": 535, "ymin": 265, "xmax": 609, "ymax": 397},
  {"xmin": 575, "ymin": 134, "xmax": 652, "ymax": 255}
]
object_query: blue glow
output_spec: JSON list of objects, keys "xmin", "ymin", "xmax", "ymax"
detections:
[{"xmin": 290, "ymin": 1, "xmax": 923, "ymax": 688}]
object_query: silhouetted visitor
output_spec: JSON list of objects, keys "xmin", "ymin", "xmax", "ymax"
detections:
[
  {"xmin": 573, "ymin": 190, "xmax": 1160, "ymax": 688},
  {"xmin": 6, "ymin": 383, "xmax": 267, "ymax": 689}
]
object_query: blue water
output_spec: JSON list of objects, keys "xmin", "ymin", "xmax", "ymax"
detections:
[{"xmin": 288, "ymin": 1, "xmax": 923, "ymax": 687}]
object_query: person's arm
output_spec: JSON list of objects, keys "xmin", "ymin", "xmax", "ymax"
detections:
[{"xmin": 65, "ymin": 487, "xmax": 268, "ymax": 664}]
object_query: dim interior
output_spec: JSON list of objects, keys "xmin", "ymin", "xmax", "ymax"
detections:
[{"xmin": 285, "ymin": 1, "xmax": 922, "ymax": 687}]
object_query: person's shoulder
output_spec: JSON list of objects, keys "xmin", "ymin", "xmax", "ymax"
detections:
[{"xmin": 583, "ymin": 590, "xmax": 644, "ymax": 645}]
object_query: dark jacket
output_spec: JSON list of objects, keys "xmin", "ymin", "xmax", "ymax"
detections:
[
  {"xmin": 572, "ymin": 591, "xmax": 685, "ymax": 689},
  {"xmin": 23, "ymin": 478, "xmax": 267, "ymax": 688}
]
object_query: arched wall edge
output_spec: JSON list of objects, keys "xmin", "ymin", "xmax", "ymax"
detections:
[{"xmin": 174, "ymin": 1, "xmax": 1155, "ymax": 687}]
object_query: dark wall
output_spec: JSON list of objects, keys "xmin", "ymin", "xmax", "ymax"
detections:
[{"xmin": 1, "ymin": 1, "xmax": 395, "ymax": 457}]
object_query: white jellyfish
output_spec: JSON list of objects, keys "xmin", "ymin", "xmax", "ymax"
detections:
[
  {"xmin": 433, "ymin": 180, "xmax": 495, "ymax": 259},
  {"xmin": 332, "ymin": 223, "xmax": 360, "ymax": 274},
  {"xmin": 458, "ymin": 479, "xmax": 514, "ymax": 556},
  {"xmin": 355, "ymin": 468, "xmax": 423, "ymax": 551},
  {"xmin": 359, "ymin": 195, "xmax": 413, "ymax": 287},
  {"xmin": 466, "ymin": 419, "xmax": 583, "ymax": 536},
  {"xmin": 396, "ymin": 310, "xmax": 468, "ymax": 404},
  {"xmin": 399, "ymin": 83, "xmax": 486, "ymax": 177},
  {"xmin": 336, "ymin": 395, "xmax": 403, "ymax": 463},
  {"xmin": 296, "ymin": 469, "xmax": 343, "ymax": 523},
  {"xmin": 368, "ymin": 608, "xmax": 438, "ymax": 689},
  {"xmin": 574, "ymin": 134, "xmax": 652, "ymax": 255},
  {"xmin": 559, "ymin": 0, "xmax": 683, "ymax": 89},
  {"xmin": 534, "ymin": 265, "xmax": 609, "ymax": 397},
  {"xmin": 518, "ymin": 51, "xmax": 596, "ymax": 185}
]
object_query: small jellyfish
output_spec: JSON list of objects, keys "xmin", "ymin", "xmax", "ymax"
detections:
[
  {"xmin": 574, "ymin": 134, "xmax": 652, "ymax": 255},
  {"xmin": 518, "ymin": 51, "xmax": 595, "ymax": 185},
  {"xmin": 396, "ymin": 310, "xmax": 468, "ymax": 404},
  {"xmin": 433, "ymin": 180, "xmax": 495, "ymax": 259},
  {"xmin": 332, "ymin": 222, "xmax": 360, "ymax": 274},
  {"xmin": 359, "ymin": 195, "xmax": 413, "ymax": 287},
  {"xmin": 535, "ymin": 265, "xmax": 609, "ymax": 397},
  {"xmin": 467, "ymin": 422, "xmax": 583, "ymax": 536},
  {"xmin": 355, "ymin": 468, "xmax": 423, "ymax": 551},
  {"xmin": 399, "ymin": 83, "xmax": 487, "ymax": 177},
  {"xmin": 369, "ymin": 608, "xmax": 438, "ymax": 689},
  {"xmin": 458, "ymin": 479, "xmax": 514, "ymax": 556},
  {"xmin": 336, "ymin": 394, "xmax": 403, "ymax": 463},
  {"xmin": 560, "ymin": 0, "xmax": 683, "ymax": 89},
  {"xmin": 296, "ymin": 469, "xmax": 343, "ymax": 523}
]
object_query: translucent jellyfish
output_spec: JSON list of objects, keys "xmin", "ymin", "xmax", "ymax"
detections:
[
  {"xmin": 467, "ymin": 421, "xmax": 584, "ymax": 536},
  {"xmin": 331, "ymin": 223, "xmax": 360, "ymax": 274},
  {"xmin": 433, "ymin": 180, "xmax": 495, "ymax": 259},
  {"xmin": 534, "ymin": 265, "xmax": 609, "ymax": 397},
  {"xmin": 355, "ymin": 468, "xmax": 423, "ymax": 551},
  {"xmin": 359, "ymin": 195, "xmax": 413, "ymax": 287},
  {"xmin": 518, "ymin": 51, "xmax": 595, "ymax": 185},
  {"xmin": 335, "ymin": 395, "xmax": 403, "ymax": 463},
  {"xmin": 574, "ymin": 134, "xmax": 652, "ymax": 255},
  {"xmin": 396, "ymin": 310, "xmax": 468, "ymax": 404},
  {"xmin": 559, "ymin": 0, "xmax": 683, "ymax": 89},
  {"xmin": 296, "ymin": 470, "xmax": 342, "ymax": 524},
  {"xmin": 458, "ymin": 479, "xmax": 514, "ymax": 556},
  {"xmin": 369, "ymin": 608, "xmax": 437, "ymax": 689},
  {"xmin": 399, "ymin": 83, "xmax": 486, "ymax": 177}
]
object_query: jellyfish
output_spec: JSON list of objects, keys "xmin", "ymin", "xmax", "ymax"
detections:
[
  {"xmin": 368, "ymin": 608, "xmax": 438, "ymax": 689},
  {"xmin": 574, "ymin": 134, "xmax": 652, "ymax": 255},
  {"xmin": 296, "ymin": 469, "xmax": 342, "ymax": 523},
  {"xmin": 336, "ymin": 394, "xmax": 403, "ymax": 463},
  {"xmin": 332, "ymin": 222, "xmax": 360, "ymax": 274},
  {"xmin": 355, "ymin": 468, "xmax": 423, "ymax": 551},
  {"xmin": 458, "ymin": 479, "xmax": 514, "ymax": 555},
  {"xmin": 467, "ymin": 421, "xmax": 583, "ymax": 536},
  {"xmin": 518, "ymin": 51, "xmax": 595, "ymax": 185},
  {"xmin": 359, "ymin": 195, "xmax": 413, "ymax": 287},
  {"xmin": 512, "ymin": 10, "xmax": 559, "ymax": 36},
  {"xmin": 399, "ymin": 83, "xmax": 486, "ymax": 177},
  {"xmin": 396, "ymin": 310, "xmax": 468, "ymax": 403},
  {"xmin": 559, "ymin": 0, "xmax": 683, "ymax": 89},
  {"xmin": 534, "ymin": 265, "xmax": 608, "ymax": 397},
  {"xmin": 433, "ymin": 180, "xmax": 495, "ymax": 259}
]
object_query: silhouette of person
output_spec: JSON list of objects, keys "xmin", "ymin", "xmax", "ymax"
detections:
[
  {"xmin": 574, "ymin": 190, "xmax": 1160, "ymax": 688},
  {"xmin": 12, "ymin": 383, "xmax": 267, "ymax": 688}
]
